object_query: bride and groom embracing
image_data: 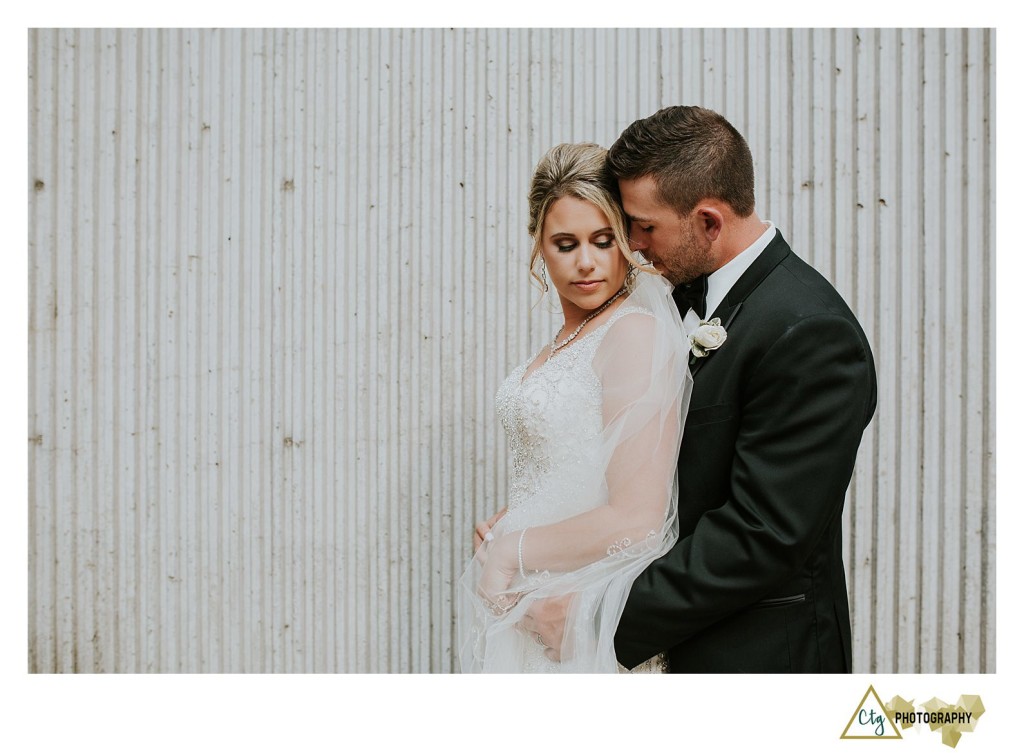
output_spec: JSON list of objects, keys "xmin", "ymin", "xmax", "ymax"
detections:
[{"xmin": 457, "ymin": 106, "xmax": 877, "ymax": 673}]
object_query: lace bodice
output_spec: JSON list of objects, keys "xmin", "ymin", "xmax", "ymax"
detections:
[
  {"xmin": 495, "ymin": 305, "xmax": 649, "ymax": 534},
  {"xmin": 490, "ymin": 305, "xmax": 668, "ymax": 674}
]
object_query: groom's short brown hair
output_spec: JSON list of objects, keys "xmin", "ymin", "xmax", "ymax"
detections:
[{"xmin": 608, "ymin": 106, "xmax": 756, "ymax": 218}]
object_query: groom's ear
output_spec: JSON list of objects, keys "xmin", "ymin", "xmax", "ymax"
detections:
[{"xmin": 694, "ymin": 204, "xmax": 725, "ymax": 242}]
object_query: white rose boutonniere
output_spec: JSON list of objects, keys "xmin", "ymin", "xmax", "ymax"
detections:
[{"xmin": 689, "ymin": 317, "xmax": 728, "ymax": 358}]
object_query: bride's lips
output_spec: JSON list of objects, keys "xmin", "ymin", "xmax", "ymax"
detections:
[{"xmin": 572, "ymin": 280, "xmax": 604, "ymax": 292}]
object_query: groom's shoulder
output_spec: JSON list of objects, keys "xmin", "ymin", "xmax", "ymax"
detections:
[
  {"xmin": 760, "ymin": 241, "xmax": 861, "ymax": 325},
  {"xmin": 737, "ymin": 238, "xmax": 873, "ymax": 362}
]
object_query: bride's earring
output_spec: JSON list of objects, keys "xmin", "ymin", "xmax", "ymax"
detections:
[
  {"xmin": 625, "ymin": 264, "xmax": 638, "ymax": 290},
  {"xmin": 540, "ymin": 260, "xmax": 549, "ymax": 292}
]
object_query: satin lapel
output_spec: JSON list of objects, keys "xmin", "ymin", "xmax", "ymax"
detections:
[{"xmin": 688, "ymin": 232, "xmax": 793, "ymax": 377}]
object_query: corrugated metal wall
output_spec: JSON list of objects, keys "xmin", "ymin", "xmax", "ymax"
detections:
[{"xmin": 27, "ymin": 28, "xmax": 995, "ymax": 673}]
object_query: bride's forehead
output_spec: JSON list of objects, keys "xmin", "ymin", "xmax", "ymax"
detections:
[{"xmin": 545, "ymin": 196, "xmax": 610, "ymax": 231}]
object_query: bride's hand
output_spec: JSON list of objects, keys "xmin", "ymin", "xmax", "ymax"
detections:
[
  {"xmin": 477, "ymin": 534, "xmax": 519, "ymax": 614},
  {"xmin": 473, "ymin": 507, "xmax": 508, "ymax": 552}
]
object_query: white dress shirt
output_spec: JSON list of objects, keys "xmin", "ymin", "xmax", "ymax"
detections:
[{"xmin": 682, "ymin": 221, "xmax": 777, "ymax": 335}]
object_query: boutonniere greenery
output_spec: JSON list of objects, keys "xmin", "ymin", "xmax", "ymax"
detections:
[{"xmin": 689, "ymin": 317, "xmax": 728, "ymax": 358}]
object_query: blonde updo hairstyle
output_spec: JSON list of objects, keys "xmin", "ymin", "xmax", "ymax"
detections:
[{"xmin": 527, "ymin": 142, "xmax": 642, "ymax": 292}]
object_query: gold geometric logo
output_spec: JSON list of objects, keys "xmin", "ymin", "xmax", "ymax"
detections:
[
  {"xmin": 841, "ymin": 685, "xmax": 903, "ymax": 740},
  {"xmin": 889, "ymin": 694, "xmax": 986, "ymax": 748}
]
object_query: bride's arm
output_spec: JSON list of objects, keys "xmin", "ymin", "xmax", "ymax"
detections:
[{"xmin": 479, "ymin": 311, "xmax": 688, "ymax": 595}]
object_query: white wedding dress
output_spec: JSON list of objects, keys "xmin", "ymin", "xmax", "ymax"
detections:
[{"xmin": 457, "ymin": 274, "xmax": 691, "ymax": 673}]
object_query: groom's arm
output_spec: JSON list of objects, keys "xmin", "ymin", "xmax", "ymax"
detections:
[{"xmin": 614, "ymin": 312, "xmax": 876, "ymax": 668}]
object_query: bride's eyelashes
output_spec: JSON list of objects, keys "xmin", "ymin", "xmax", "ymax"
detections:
[{"xmin": 554, "ymin": 236, "xmax": 617, "ymax": 252}]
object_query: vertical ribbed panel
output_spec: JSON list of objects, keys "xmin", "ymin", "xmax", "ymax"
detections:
[{"xmin": 28, "ymin": 28, "xmax": 995, "ymax": 673}]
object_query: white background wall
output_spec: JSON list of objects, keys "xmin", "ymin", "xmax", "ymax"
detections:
[{"xmin": 27, "ymin": 27, "xmax": 995, "ymax": 673}]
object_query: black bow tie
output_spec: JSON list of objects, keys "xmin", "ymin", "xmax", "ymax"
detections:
[{"xmin": 674, "ymin": 275, "xmax": 709, "ymax": 320}]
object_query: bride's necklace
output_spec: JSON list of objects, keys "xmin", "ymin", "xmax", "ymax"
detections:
[{"xmin": 547, "ymin": 285, "xmax": 627, "ymax": 362}]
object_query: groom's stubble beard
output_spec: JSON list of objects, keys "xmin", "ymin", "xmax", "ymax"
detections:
[{"xmin": 665, "ymin": 221, "xmax": 715, "ymax": 286}]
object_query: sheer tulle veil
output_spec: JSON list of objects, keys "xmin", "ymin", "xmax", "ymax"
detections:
[{"xmin": 457, "ymin": 271, "xmax": 692, "ymax": 672}]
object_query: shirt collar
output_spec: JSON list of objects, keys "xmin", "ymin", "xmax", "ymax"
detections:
[{"xmin": 704, "ymin": 221, "xmax": 776, "ymax": 318}]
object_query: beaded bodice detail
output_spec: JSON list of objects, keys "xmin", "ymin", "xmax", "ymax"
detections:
[{"xmin": 494, "ymin": 306, "xmax": 648, "ymax": 534}]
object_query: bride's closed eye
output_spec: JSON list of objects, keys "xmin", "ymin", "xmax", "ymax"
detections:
[{"xmin": 556, "ymin": 237, "xmax": 616, "ymax": 252}]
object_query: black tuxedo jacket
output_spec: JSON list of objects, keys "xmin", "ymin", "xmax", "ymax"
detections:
[{"xmin": 614, "ymin": 231, "xmax": 877, "ymax": 672}]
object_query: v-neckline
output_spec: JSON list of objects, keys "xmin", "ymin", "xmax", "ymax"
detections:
[{"xmin": 518, "ymin": 313, "xmax": 616, "ymax": 386}]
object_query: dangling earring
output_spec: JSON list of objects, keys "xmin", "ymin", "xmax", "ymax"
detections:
[
  {"xmin": 540, "ymin": 260, "xmax": 549, "ymax": 292},
  {"xmin": 625, "ymin": 264, "xmax": 638, "ymax": 290}
]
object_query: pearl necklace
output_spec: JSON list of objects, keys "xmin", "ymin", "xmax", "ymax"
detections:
[{"xmin": 547, "ymin": 286, "xmax": 627, "ymax": 362}]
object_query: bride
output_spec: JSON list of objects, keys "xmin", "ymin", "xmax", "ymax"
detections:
[{"xmin": 457, "ymin": 143, "xmax": 692, "ymax": 673}]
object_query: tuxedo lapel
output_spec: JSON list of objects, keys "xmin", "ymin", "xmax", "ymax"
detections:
[{"xmin": 687, "ymin": 232, "xmax": 792, "ymax": 377}]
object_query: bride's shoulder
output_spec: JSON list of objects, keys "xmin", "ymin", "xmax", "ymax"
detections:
[
  {"xmin": 604, "ymin": 304, "xmax": 657, "ymax": 334},
  {"xmin": 596, "ymin": 299, "xmax": 686, "ymax": 365},
  {"xmin": 592, "ymin": 305, "xmax": 659, "ymax": 357},
  {"xmin": 609, "ymin": 303, "xmax": 655, "ymax": 320}
]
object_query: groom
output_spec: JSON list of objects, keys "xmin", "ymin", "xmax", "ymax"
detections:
[{"xmin": 526, "ymin": 106, "xmax": 877, "ymax": 672}]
